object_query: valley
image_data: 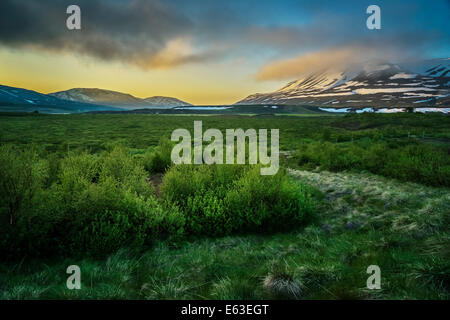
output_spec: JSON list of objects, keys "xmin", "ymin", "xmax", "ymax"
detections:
[{"xmin": 0, "ymin": 112, "xmax": 448, "ymax": 299}]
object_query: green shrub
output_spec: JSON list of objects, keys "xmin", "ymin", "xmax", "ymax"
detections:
[
  {"xmin": 161, "ymin": 164, "xmax": 316, "ymax": 236},
  {"xmin": 0, "ymin": 145, "xmax": 186, "ymax": 258},
  {"xmin": 67, "ymin": 188, "xmax": 184, "ymax": 257},
  {"xmin": 48, "ymin": 148, "xmax": 183, "ymax": 257},
  {"xmin": 161, "ymin": 165, "xmax": 244, "ymax": 204},
  {"xmin": 100, "ymin": 146, "xmax": 152, "ymax": 198},
  {"xmin": 0, "ymin": 145, "xmax": 48, "ymax": 225},
  {"xmin": 0, "ymin": 145, "xmax": 49, "ymax": 257},
  {"xmin": 57, "ymin": 151, "xmax": 100, "ymax": 198},
  {"xmin": 225, "ymin": 166, "xmax": 315, "ymax": 233},
  {"xmin": 141, "ymin": 137, "xmax": 174, "ymax": 174},
  {"xmin": 2, "ymin": 142, "xmax": 317, "ymax": 259}
]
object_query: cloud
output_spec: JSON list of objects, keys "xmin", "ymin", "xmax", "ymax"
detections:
[
  {"xmin": 255, "ymin": 38, "xmax": 441, "ymax": 81},
  {"xmin": 132, "ymin": 37, "xmax": 216, "ymax": 69},
  {"xmin": 256, "ymin": 48, "xmax": 356, "ymax": 80},
  {"xmin": 0, "ymin": 0, "xmax": 447, "ymax": 73},
  {"xmin": 0, "ymin": 0, "xmax": 216, "ymax": 69}
]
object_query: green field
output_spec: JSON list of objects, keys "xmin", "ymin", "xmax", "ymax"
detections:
[{"xmin": 0, "ymin": 112, "xmax": 449, "ymax": 299}]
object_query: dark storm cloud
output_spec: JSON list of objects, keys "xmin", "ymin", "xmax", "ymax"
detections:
[{"xmin": 0, "ymin": 0, "xmax": 206, "ymax": 67}]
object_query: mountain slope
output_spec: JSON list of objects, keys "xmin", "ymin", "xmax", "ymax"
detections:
[
  {"xmin": 142, "ymin": 96, "xmax": 192, "ymax": 107},
  {"xmin": 50, "ymin": 88, "xmax": 192, "ymax": 108},
  {"xmin": 0, "ymin": 85, "xmax": 68, "ymax": 106},
  {"xmin": 236, "ymin": 59, "xmax": 450, "ymax": 108},
  {"xmin": 50, "ymin": 88, "xmax": 141, "ymax": 107},
  {"xmin": 0, "ymin": 85, "xmax": 124, "ymax": 113}
]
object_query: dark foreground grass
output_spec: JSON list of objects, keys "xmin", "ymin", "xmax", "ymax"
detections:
[
  {"xmin": 1, "ymin": 170, "xmax": 449, "ymax": 300},
  {"xmin": 1, "ymin": 230, "xmax": 448, "ymax": 300}
]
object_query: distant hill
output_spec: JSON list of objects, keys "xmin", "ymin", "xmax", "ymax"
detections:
[
  {"xmin": 0, "ymin": 85, "xmax": 192, "ymax": 113},
  {"xmin": 142, "ymin": 96, "xmax": 192, "ymax": 107},
  {"xmin": 50, "ymin": 88, "xmax": 192, "ymax": 108},
  {"xmin": 236, "ymin": 59, "xmax": 450, "ymax": 108},
  {"xmin": 0, "ymin": 85, "xmax": 124, "ymax": 113}
]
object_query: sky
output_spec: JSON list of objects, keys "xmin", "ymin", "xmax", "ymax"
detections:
[{"xmin": 0, "ymin": 0, "xmax": 449, "ymax": 105}]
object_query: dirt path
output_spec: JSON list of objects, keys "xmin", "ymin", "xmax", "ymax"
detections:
[{"xmin": 147, "ymin": 173, "xmax": 164, "ymax": 197}]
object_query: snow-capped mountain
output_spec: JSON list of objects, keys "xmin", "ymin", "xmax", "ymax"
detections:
[
  {"xmin": 236, "ymin": 59, "xmax": 450, "ymax": 108},
  {"xmin": 50, "ymin": 88, "xmax": 191, "ymax": 108}
]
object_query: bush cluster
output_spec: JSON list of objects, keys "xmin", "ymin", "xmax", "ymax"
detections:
[
  {"xmin": 161, "ymin": 164, "xmax": 316, "ymax": 236},
  {"xmin": 0, "ymin": 145, "xmax": 184, "ymax": 258},
  {"xmin": 1, "ymin": 142, "xmax": 317, "ymax": 259},
  {"xmin": 139, "ymin": 137, "xmax": 174, "ymax": 174}
]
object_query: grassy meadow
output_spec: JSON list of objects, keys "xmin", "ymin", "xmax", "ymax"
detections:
[{"xmin": 0, "ymin": 112, "xmax": 449, "ymax": 299}]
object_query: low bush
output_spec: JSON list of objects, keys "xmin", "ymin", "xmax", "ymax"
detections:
[
  {"xmin": 0, "ymin": 146, "xmax": 184, "ymax": 259},
  {"xmin": 141, "ymin": 137, "xmax": 174, "ymax": 174},
  {"xmin": 0, "ymin": 145, "xmax": 47, "ymax": 226},
  {"xmin": 161, "ymin": 164, "xmax": 317, "ymax": 236},
  {"xmin": 1, "ymin": 143, "xmax": 317, "ymax": 259}
]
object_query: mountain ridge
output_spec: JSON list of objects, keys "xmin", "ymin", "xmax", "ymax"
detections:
[
  {"xmin": 236, "ymin": 59, "xmax": 450, "ymax": 108},
  {"xmin": 0, "ymin": 85, "xmax": 125, "ymax": 113},
  {"xmin": 50, "ymin": 88, "xmax": 192, "ymax": 108},
  {"xmin": 0, "ymin": 85, "xmax": 193, "ymax": 113}
]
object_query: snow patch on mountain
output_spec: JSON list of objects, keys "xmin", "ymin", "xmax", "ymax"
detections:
[
  {"xmin": 389, "ymin": 73, "xmax": 417, "ymax": 80},
  {"xmin": 236, "ymin": 59, "xmax": 450, "ymax": 108}
]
